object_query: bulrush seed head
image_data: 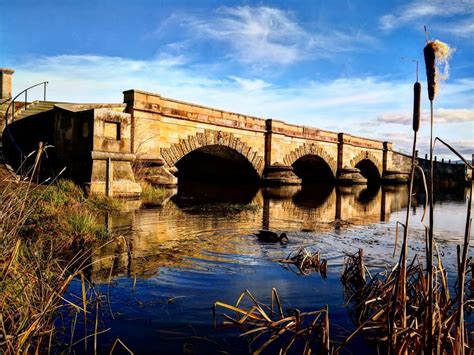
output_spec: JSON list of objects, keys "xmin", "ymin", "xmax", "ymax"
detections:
[
  {"xmin": 423, "ymin": 40, "xmax": 453, "ymax": 101},
  {"xmin": 413, "ymin": 82, "xmax": 421, "ymax": 132}
]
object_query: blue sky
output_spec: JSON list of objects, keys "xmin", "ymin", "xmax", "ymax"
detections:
[{"xmin": 1, "ymin": 0, "xmax": 473, "ymax": 158}]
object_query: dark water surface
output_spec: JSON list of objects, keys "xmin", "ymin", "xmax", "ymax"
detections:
[{"xmin": 63, "ymin": 183, "xmax": 472, "ymax": 354}]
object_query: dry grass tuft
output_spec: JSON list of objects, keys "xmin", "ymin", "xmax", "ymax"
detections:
[
  {"xmin": 213, "ymin": 288, "xmax": 331, "ymax": 354},
  {"xmin": 278, "ymin": 247, "xmax": 328, "ymax": 276},
  {"xmin": 339, "ymin": 249, "xmax": 473, "ymax": 353}
]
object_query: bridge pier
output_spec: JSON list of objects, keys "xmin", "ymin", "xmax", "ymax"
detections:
[
  {"xmin": 261, "ymin": 164, "xmax": 302, "ymax": 185},
  {"xmin": 335, "ymin": 167, "xmax": 368, "ymax": 184},
  {"xmin": 135, "ymin": 158, "xmax": 177, "ymax": 186},
  {"xmin": 381, "ymin": 171, "xmax": 410, "ymax": 183}
]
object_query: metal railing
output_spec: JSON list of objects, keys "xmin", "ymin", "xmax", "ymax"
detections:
[
  {"xmin": 2, "ymin": 81, "xmax": 48, "ymax": 166},
  {"xmin": 4, "ymin": 81, "xmax": 48, "ymax": 127}
]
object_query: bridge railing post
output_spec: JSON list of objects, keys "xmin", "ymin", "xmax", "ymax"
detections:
[
  {"xmin": 106, "ymin": 157, "xmax": 113, "ymax": 197},
  {"xmin": 337, "ymin": 133, "xmax": 344, "ymax": 174},
  {"xmin": 264, "ymin": 119, "xmax": 273, "ymax": 169},
  {"xmin": 382, "ymin": 141, "xmax": 389, "ymax": 175}
]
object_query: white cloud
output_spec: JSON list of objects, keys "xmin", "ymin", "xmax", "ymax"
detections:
[
  {"xmin": 379, "ymin": 1, "xmax": 474, "ymax": 34},
  {"xmin": 11, "ymin": 54, "xmax": 473, "ymax": 158},
  {"xmin": 167, "ymin": 6, "xmax": 375, "ymax": 67},
  {"xmin": 378, "ymin": 108, "xmax": 474, "ymax": 125},
  {"xmin": 433, "ymin": 139, "xmax": 474, "ymax": 156},
  {"xmin": 180, "ymin": 6, "xmax": 305, "ymax": 65},
  {"xmin": 444, "ymin": 18, "xmax": 474, "ymax": 38},
  {"xmin": 228, "ymin": 76, "xmax": 271, "ymax": 91}
]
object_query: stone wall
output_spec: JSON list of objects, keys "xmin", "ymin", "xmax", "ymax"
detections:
[
  {"xmin": 266, "ymin": 119, "xmax": 339, "ymax": 174},
  {"xmin": 390, "ymin": 151, "xmax": 412, "ymax": 173},
  {"xmin": 123, "ymin": 89, "xmax": 414, "ymax": 185},
  {"xmin": 3, "ymin": 104, "xmax": 141, "ymax": 197},
  {"xmin": 124, "ymin": 89, "xmax": 266, "ymax": 159}
]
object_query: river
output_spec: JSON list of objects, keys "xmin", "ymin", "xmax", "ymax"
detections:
[{"xmin": 62, "ymin": 182, "xmax": 472, "ymax": 354}]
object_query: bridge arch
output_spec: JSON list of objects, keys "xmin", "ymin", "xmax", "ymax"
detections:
[
  {"xmin": 160, "ymin": 130, "xmax": 265, "ymax": 181},
  {"xmin": 351, "ymin": 151, "xmax": 382, "ymax": 182},
  {"xmin": 283, "ymin": 143, "xmax": 337, "ymax": 182}
]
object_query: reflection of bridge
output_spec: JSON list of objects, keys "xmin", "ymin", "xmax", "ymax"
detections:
[
  {"xmin": 1, "ymin": 68, "xmax": 412, "ymax": 196},
  {"xmin": 261, "ymin": 184, "xmax": 409, "ymax": 229},
  {"xmin": 90, "ymin": 184, "xmax": 409, "ymax": 281}
]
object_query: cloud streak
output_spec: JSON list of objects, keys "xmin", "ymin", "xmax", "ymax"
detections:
[
  {"xmin": 165, "ymin": 6, "xmax": 376, "ymax": 67},
  {"xmin": 193, "ymin": 6, "xmax": 305, "ymax": 65},
  {"xmin": 378, "ymin": 108, "xmax": 474, "ymax": 125},
  {"xmin": 379, "ymin": 0, "xmax": 474, "ymax": 37}
]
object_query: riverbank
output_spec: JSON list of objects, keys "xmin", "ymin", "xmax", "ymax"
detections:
[{"xmin": 0, "ymin": 179, "xmax": 123, "ymax": 353}]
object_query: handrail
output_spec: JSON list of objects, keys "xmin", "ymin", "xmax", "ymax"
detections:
[
  {"xmin": 4, "ymin": 81, "xmax": 48, "ymax": 126},
  {"xmin": 2, "ymin": 81, "xmax": 48, "ymax": 168}
]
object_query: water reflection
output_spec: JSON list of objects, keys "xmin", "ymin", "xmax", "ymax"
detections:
[
  {"xmin": 89, "ymin": 183, "xmax": 426, "ymax": 281},
  {"xmin": 89, "ymin": 183, "xmax": 472, "ymax": 282},
  {"xmin": 81, "ymin": 183, "xmax": 471, "ymax": 354}
]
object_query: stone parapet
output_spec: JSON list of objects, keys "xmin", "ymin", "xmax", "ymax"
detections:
[
  {"xmin": 266, "ymin": 119, "xmax": 339, "ymax": 143},
  {"xmin": 124, "ymin": 89, "xmax": 267, "ymax": 132},
  {"xmin": 338, "ymin": 133, "xmax": 385, "ymax": 150}
]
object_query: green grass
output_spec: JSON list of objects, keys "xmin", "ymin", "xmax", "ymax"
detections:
[
  {"xmin": 17, "ymin": 179, "xmax": 116, "ymax": 245},
  {"xmin": 87, "ymin": 193, "xmax": 124, "ymax": 212},
  {"xmin": 1, "ymin": 178, "xmax": 115, "ymax": 352},
  {"xmin": 140, "ymin": 181, "xmax": 169, "ymax": 206},
  {"xmin": 66, "ymin": 209, "xmax": 107, "ymax": 239},
  {"xmin": 181, "ymin": 202, "xmax": 260, "ymax": 215}
]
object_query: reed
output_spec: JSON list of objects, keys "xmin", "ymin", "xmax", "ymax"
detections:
[
  {"xmin": 213, "ymin": 288, "xmax": 331, "ymax": 354},
  {"xmin": 139, "ymin": 181, "xmax": 170, "ymax": 206},
  {"xmin": 278, "ymin": 247, "xmax": 328, "ymax": 276},
  {"xmin": 423, "ymin": 35, "xmax": 454, "ymax": 353},
  {"xmin": 0, "ymin": 146, "xmax": 127, "ymax": 353},
  {"xmin": 339, "ymin": 251, "xmax": 464, "ymax": 353}
]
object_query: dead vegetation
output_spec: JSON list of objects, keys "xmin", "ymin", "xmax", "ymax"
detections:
[
  {"xmin": 0, "ymin": 145, "xmax": 130, "ymax": 353},
  {"xmin": 341, "ymin": 249, "xmax": 367, "ymax": 291},
  {"xmin": 278, "ymin": 247, "xmax": 328, "ymax": 276},
  {"xmin": 339, "ymin": 248, "xmax": 473, "ymax": 353},
  {"xmin": 213, "ymin": 288, "xmax": 331, "ymax": 354}
]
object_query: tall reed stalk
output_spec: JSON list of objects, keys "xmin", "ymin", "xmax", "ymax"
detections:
[
  {"xmin": 393, "ymin": 71, "xmax": 421, "ymax": 353},
  {"xmin": 423, "ymin": 36, "xmax": 453, "ymax": 354}
]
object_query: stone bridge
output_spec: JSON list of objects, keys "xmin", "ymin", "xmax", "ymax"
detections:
[
  {"xmin": 124, "ymin": 89, "xmax": 410, "ymax": 187},
  {"xmin": 1, "ymin": 66, "xmax": 413, "ymax": 197}
]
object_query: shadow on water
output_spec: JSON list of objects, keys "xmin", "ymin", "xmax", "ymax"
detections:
[
  {"xmin": 172, "ymin": 181, "xmax": 259, "ymax": 205},
  {"xmin": 291, "ymin": 183, "xmax": 334, "ymax": 209},
  {"xmin": 415, "ymin": 181, "xmax": 468, "ymax": 205},
  {"xmin": 357, "ymin": 184, "xmax": 381, "ymax": 204},
  {"xmin": 64, "ymin": 182, "xmax": 471, "ymax": 354}
]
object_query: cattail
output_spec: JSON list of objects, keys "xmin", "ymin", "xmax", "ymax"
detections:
[
  {"xmin": 424, "ymin": 44, "xmax": 436, "ymax": 101},
  {"xmin": 423, "ymin": 40, "xmax": 453, "ymax": 101},
  {"xmin": 413, "ymin": 82, "xmax": 421, "ymax": 132}
]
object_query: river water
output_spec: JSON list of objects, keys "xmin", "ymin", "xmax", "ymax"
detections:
[{"xmin": 63, "ymin": 182, "xmax": 471, "ymax": 354}]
